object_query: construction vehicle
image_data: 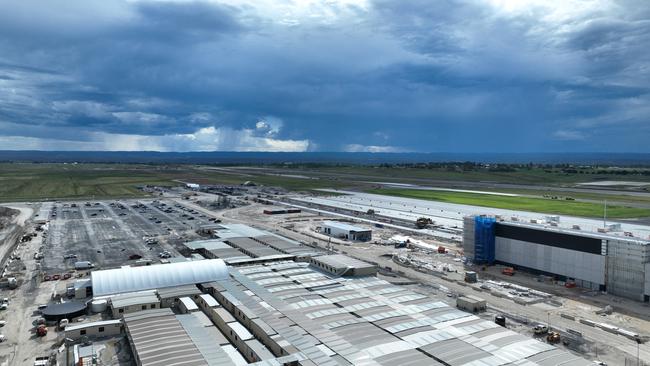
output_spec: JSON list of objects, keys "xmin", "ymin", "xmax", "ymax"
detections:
[
  {"xmin": 502, "ymin": 267, "xmax": 515, "ymax": 276},
  {"xmin": 415, "ymin": 217, "xmax": 433, "ymax": 229},
  {"xmin": 546, "ymin": 331, "xmax": 560, "ymax": 343},
  {"xmin": 36, "ymin": 324, "xmax": 47, "ymax": 337}
]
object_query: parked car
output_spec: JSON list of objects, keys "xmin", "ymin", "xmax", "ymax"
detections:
[
  {"xmin": 74, "ymin": 261, "xmax": 94, "ymax": 270},
  {"xmin": 129, "ymin": 254, "xmax": 143, "ymax": 260},
  {"xmin": 533, "ymin": 324, "xmax": 549, "ymax": 335},
  {"xmin": 63, "ymin": 254, "xmax": 77, "ymax": 260}
]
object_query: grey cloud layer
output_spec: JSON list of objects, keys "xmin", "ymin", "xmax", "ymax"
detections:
[{"xmin": 0, "ymin": 0, "xmax": 648, "ymax": 152}]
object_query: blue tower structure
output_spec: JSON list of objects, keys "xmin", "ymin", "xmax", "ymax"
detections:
[{"xmin": 474, "ymin": 216, "xmax": 496, "ymax": 264}]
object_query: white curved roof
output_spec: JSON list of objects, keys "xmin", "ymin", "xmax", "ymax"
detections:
[{"xmin": 91, "ymin": 259, "xmax": 228, "ymax": 296}]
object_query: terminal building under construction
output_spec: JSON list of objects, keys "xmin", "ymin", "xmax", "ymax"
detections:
[{"xmin": 463, "ymin": 215, "xmax": 650, "ymax": 302}]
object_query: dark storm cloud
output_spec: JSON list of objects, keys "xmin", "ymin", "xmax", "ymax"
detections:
[{"xmin": 0, "ymin": 0, "xmax": 648, "ymax": 151}]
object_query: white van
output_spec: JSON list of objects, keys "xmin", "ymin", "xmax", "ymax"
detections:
[{"xmin": 74, "ymin": 261, "xmax": 94, "ymax": 270}]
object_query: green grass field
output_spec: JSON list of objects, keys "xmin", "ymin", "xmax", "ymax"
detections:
[
  {"xmin": 2, "ymin": 163, "xmax": 649, "ymax": 213},
  {"xmin": 0, "ymin": 164, "xmax": 177, "ymax": 201},
  {"xmin": 0, "ymin": 163, "xmax": 356, "ymax": 201},
  {"xmin": 301, "ymin": 166, "xmax": 650, "ymax": 185},
  {"xmin": 366, "ymin": 188, "xmax": 650, "ymax": 218}
]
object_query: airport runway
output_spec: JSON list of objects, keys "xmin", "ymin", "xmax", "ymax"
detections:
[{"xmin": 293, "ymin": 190, "xmax": 650, "ymax": 239}]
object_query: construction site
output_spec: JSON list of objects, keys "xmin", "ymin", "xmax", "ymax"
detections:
[{"xmin": 0, "ymin": 184, "xmax": 648, "ymax": 366}]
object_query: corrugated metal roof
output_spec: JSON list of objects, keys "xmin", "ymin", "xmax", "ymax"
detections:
[
  {"xmin": 124, "ymin": 309, "xmax": 207, "ymax": 366},
  {"xmin": 219, "ymin": 262, "xmax": 592, "ymax": 366},
  {"xmin": 110, "ymin": 290, "xmax": 159, "ymax": 308},
  {"xmin": 91, "ymin": 259, "xmax": 228, "ymax": 296},
  {"xmin": 311, "ymin": 254, "xmax": 375, "ymax": 271},
  {"xmin": 156, "ymin": 284, "xmax": 202, "ymax": 300},
  {"xmin": 179, "ymin": 297, "xmax": 199, "ymax": 312},
  {"xmin": 218, "ymin": 223, "xmax": 269, "ymax": 237},
  {"xmin": 227, "ymin": 321, "xmax": 253, "ymax": 341},
  {"xmin": 199, "ymin": 293, "xmax": 219, "ymax": 308},
  {"xmin": 185, "ymin": 239, "xmax": 231, "ymax": 250},
  {"xmin": 221, "ymin": 344, "xmax": 248, "ymax": 366},
  {"xmin": 176, "ymin": 313, "xmax": 233, "ymax": 365}
]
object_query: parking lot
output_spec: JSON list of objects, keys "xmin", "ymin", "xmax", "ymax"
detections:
[
  {"xmin": 0, "ymin": 198, "xmax": 230, "ymax": 365},
  {"xmin": 41, "ymin": 200, "xmax": 216, "ymax": 273}
]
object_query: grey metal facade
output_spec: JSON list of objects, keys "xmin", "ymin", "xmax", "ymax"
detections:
[
  {"xmin": 495, "ymin": 237, "xmax": 606, "ymax": 289},
  {"xmin": 464, "ymin": 216, "xmax": 650, "ymax": 301},
  {"xmin": 606, "ymin": 238, "xmax": 650, "ymax": 301}
]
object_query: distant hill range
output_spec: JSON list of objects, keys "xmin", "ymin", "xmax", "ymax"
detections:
[{"xmin": 0, "ymin": 151, "xmax": 649, "ymax": 165}]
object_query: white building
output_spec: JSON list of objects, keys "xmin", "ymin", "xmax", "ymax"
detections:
[
  {"xmin": 90, "ymin": 259, "xmax": 228, "ymax": 296},
  {"xmin": 65, "ymin": 319, "xmax": 123, "ymax": 340},
  {"xmin": 110, "ymin": 290, "xmax": 160, "ymax": 315},
  {"xmin": 321, "ymin": 221, "xmax": 372, "ymax": 241}
]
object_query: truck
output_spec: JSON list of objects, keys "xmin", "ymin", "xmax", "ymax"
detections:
[{"xmin": 74, "ymin": 261, "xmax": 94, "ymax": 270}]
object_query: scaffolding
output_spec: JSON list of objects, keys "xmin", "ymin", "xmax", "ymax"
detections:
[{"xmin": 474, "ymin": 216, "xmax": 496, "ymax": 264}]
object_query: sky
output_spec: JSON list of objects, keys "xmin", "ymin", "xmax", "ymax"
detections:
[{"xmin": 0, "ymin": 0, "xmax": 648, "ymax": 153}]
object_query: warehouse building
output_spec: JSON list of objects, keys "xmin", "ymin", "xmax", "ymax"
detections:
[
  {"xmin": 114, "ymin": 253, "xmax": 592, "ymax": 366},
  {"xmin": 65, "ymin": 319, "xmax": 123, "ymax": 341},
  {"xmin": 157, "ymin": 285, "xmax": 202, "ymax": 308},
  {"xmin": 321, "ymin": 221, "xmax": 372, "ymax": 241},
  {"xmin": 90, "ymin": 259, "xmax": 228, "ymax": 296},
  {"xmin": 185, "ymin": 225, "xmax": 322, "ymax": 264},
  {"xmin": 309, "ymin": 254, "xmax": 378, "ymax": 277},
  {"xmin": 456, "ymin": 295, "xmax": 487, "ymax": 313},
  {"xmin": 109, "ymin": 290, "xmax": 160, "ymax": 315},
  {"xmin": 464, "ymin": 215, "xmax": 650, "ymax": 302}
]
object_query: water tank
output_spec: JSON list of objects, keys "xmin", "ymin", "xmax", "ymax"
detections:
[{"xmin": 90, "ymin": 299, "xmax": 107, "ymax": 313}]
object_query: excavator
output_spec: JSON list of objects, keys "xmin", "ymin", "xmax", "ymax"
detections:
[{"xmin": 415, "ymin": 217, "xmax": 433, "ymax": 229}]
